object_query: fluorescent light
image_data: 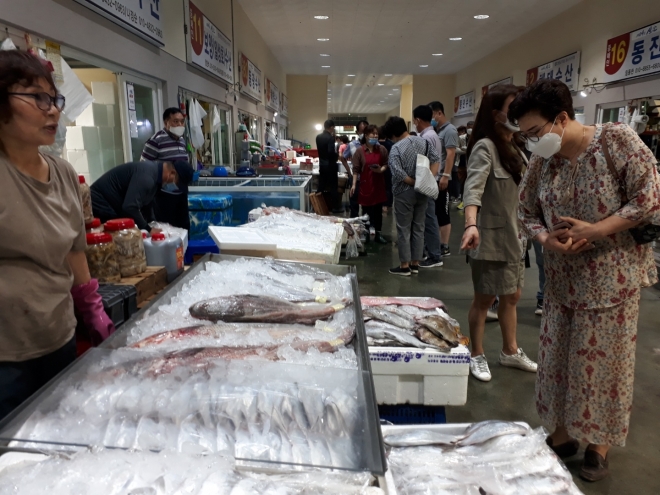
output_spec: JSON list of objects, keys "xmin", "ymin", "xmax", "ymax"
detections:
[
  {"xmin": 432, "ymin": 53, "xmax": 443, "ymax": 56},
  {"xmin": 321, "ymin": 66, "xmax": 330, "ymax": 68},
  {"xmin": 137, "ymin": 121, "xmax": 144, "ymax": 126},
  {"xmin": 314, "ymin": 15, "xmax": 329, "ymax": 19},
  {"xmin": 580, "ymin": 90, "xmax": 588, "ymax": 97},
  {"xmin": 317, "ymin": 38, "xmax": 329, "ymax": 41},
  {"xmin": 419, "ymin": 65, "xmax": 428, "ymax": 67},
  {"xmin": 393, "ymin": 89, "xmax": 399, "ymax": 91},
  {"xmin": 346, "ymin": 83, "xmax": 352, "ymax": 86},
  {"xmin": 320, "ymin": 53, "xmax": 330, "ymax": 56},
  {"xmin": 274, "ymin": 112, "xmax": 278, "ymax": 117},
  {"xmin": 388, "ymin": 93, "xmax": 393, "ymax": 95},
  {"xmin": 449, "ymin": 37, "xmax": 462, "ymax": 41},
  {"xmin": 474, "ymin": 15, "xmax": 489, "ymax": 19},
  {"xmin": 315, "ymin": 124, "xmax": 323, "ymax": 131},
  {"xmin": 347, "ymin": 74, "xmax": 355, "ymax": 77},
  {"xmin": 377, "ymin": 83, "xmax": 384, "ymax": 86},
  {"xmin": 384, "ymin": 74, "xmax": 392, "ymax": 76},
  {"xmin": 380, "ymin": 100, "xmax": 384, "ymax": 102}
]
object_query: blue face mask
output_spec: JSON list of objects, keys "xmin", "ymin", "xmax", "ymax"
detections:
[
  {"xmin": 431, "ymin": 119, "xmax": 438, "ymax": 127},
  {"xmin": 162, "ymin": 182, "xmax": 179, "ymax": 192},
  {"xmin": 368, "ymin": 138, "xmax": 378, "ymax": 146}
]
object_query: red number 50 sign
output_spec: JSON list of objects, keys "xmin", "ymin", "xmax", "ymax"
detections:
[{"xmin": 605, "ymin": 32, "xmax": 630, "ymax": 76}]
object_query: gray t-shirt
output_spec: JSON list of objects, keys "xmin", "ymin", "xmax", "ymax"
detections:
[{"xmin": 437, "ymin": 122, "xmax": 459, "ymax": 170}]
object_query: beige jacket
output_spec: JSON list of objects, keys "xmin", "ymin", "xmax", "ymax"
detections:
[{"xmin": 463, "ymin": 138, "xmax": 527, "ymax": 262}]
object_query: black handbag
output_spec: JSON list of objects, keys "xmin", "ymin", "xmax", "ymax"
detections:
[{"xmin": 601, "ymin": 127, "xmax": 660, "ymax": 245}]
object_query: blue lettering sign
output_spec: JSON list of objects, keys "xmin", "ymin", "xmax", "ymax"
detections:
[{"xmin": 632, "ymin": 40, "xmax": 644, "ymax": 65}]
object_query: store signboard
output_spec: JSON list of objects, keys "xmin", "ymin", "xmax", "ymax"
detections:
[
  {"xmin": 187, "ymin": 1, "xmax": 234, "ymax": 85},
  {"xmin": 603, "ymin": 21, "xmax": 660, "ymax": 83},
  {"xmin": 454, "ymin": 91, "xmax": 475, "ymax": 116},
  {"xmin": 239, "ymin": 53, "xmax": 262, "ymax": 101},
  {"xmin": 74, "ymin": 0, "xmax": 164, "ymax": 46},
  {"xmin": 526, "ymin": 52, "xmax": 580, "ymax": 91},
  {"xmin": 481, "ymin": 77, "xmax": 513, "ymax": 97},
  {"xmin": 126, "ymin": 83, "xmax": 136, "ymax": 111},
  {"xmin": 265, "ymin": 78, "xmax": 280, "ymax": 112},
  {"xmin": 281, "ymin": 94, "xmax": 288, "ymax": 117}
]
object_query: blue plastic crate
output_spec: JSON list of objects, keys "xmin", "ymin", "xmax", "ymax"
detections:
[
  {"xmin": 184, "ymin": 238, "xmax": 220, "ymax": 265},
  {"xmin": 378, "ymin": 405, "xmax": 446, "ymax": 425}
]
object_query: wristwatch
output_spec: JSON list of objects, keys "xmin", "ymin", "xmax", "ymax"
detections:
[{"xmin": 441, "ymin": 173, "xmax": 451, "ymax": 178}]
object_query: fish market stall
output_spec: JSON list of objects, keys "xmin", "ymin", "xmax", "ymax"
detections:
[
  {"xmin": 361, "ymin": 297, "xmax": 470, "ymax": 406},
  {"xmin": 381, "ymin": 422, "xmax": 584, "ymax": 494},
  {"xmin": 0, "ymin": 255, "xmax": 386, "ymax": 487}
]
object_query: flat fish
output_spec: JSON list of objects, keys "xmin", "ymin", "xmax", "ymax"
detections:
[
  {"xmin": 457, "ymin": 420, "xmax": 531, "ymax": 446},
  {"xmin": 383, "ymin": 429, "xmax": 462, "ymax": 447},
  {"xmin": 190, "ymin": 294, "xmax": 348, "ymax": 325},
  {"xmin": 363, "ymin": 307, "xmax": 416, "ymax": 331},
  {"xmin": 366, "ymin": 321, "xmax": 433, "ymax": 350},
  {"xmin": 361, "ymin": 296, "xmax": 446, "ymax": 310},
  {"xmin": 415, "ymin": 328, "xmax": 453, "ymax": 352},
  {"xmin": 418, "ymin": 311, "xmax": 469, "ymax": 346}
]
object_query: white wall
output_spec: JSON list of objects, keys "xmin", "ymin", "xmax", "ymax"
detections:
[{"xmin": 287, "ymin": 75, "xmax": 328, "ymax": 147}]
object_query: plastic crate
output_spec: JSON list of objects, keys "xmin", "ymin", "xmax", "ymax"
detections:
[
  {"xmin": 114, "ymin": 284, "xmax": 138, "ymax": 322},
  {"xmin": 96, "ymin": 284, "xmax": 126, "ymax": 327},
  {"xmin": 184, "ymin": 238, "xmax": 220, "ymax": 265},
  {"xmin": 378, "ymin": 404, "xmax": 446, "ymax": 425}
]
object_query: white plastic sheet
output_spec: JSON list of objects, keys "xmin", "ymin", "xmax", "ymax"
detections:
[{"xmin": 189, "ymin": 99, "xmax": 208, "ymax": 149}]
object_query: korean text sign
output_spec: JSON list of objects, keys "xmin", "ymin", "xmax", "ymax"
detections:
[
  {"xmin": 74, "ymin": 0, "xmax": 164, "ymax": 45},
  {"xmin": 604, "ymin": 21, "xmax": 660, "ymax": 83},
  {"xmin": 454, "ymin": 91, "xmax": 475, "ymax": 116},
  {"xmin": 189, "ymin": 1, "xmax": 234, "ymax": 85},
  {"xmin": 526, "ymin": 52, "xmax": 580, "ymax": 91},
  {"xmin": 266, "ymin": 79, "xmax": 280, "ymax": 112},
  {"xmin": 239, "ymin": 53, "xmax": 262, "ymax": 101},
  {"xmin": 281, "ymin": 94, "xmax": 288, "ymax": 117}
]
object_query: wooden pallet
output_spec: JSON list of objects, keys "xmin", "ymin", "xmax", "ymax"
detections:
[
  {"xmin": 310, "ymin": 192, "xmax": 330, "ymax": 216},
  {"xmin": 116, "ymin": 266, "xmax": 167, "ymax": 306}
]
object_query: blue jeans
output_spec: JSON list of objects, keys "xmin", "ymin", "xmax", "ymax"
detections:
[
  {"xmin": 424, "ymin": 196, "xmax": 442, "ymax": 260},
  {"xmin": 533, "ymin": 240, "xmax": 545, "ymax": 301}
]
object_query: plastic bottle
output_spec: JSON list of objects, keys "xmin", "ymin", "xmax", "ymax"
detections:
[
  {"xmin": 104, "ymin": 218, "xmax": 147, "ymax": 277},
  {"xmin": 144, "ymin": 233, "xmax": 184, "ymax": 283},
  {"xmin": 85, "ymin": 218, "xmax": 103, "ymax": 234},
  {"xmin": 85, "ymin": 233, "xmax": 120, "ymax": 283}
]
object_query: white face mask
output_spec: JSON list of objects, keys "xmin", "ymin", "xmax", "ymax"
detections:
[
  {"xmin": 466, "ymin": 128, "xmax": 472, "ymax": 135},
  {"xmin": 169, "ymin": 126, "xmax": 185, "ymax": 138},
  {"xmin": 498, "ymin": 112, "xmax": 520, "ymax": 132},
  {"xmin": 526, "ymin": 117, "xmax": 564, "ymax": 159}
]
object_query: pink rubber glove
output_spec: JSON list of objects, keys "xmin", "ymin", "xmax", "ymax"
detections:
[{"xmin": 71, "ymin": 279, "xmax": 116, "ymax": 345}]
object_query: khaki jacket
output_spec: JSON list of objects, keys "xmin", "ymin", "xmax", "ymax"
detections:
[{"xmin": 463, "ymin": 138, "xmax": 527, "ymax": 262}]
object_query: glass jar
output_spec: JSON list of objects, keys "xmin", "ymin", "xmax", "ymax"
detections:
[
  {"xmin": 104, "ymin": 218, "xmax": 147, "ymax": 277},
  {"xmin": 78, "ymin": 175, "xmax": 93, "ymax": 224},
  {"xmin": 85, "ymin": 218, "xmax": 103, "ymax": 234},
  {"xmin": 85, "ymin": 233, "xmax": 121, "ymax": 283}
]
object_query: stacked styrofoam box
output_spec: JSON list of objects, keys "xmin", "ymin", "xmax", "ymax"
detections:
[{"xmin": 369, "ymin": 345, "xmax": 470, "ymax": 406}]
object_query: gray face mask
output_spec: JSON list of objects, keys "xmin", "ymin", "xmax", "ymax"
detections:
[{"xmin": 498, "ymin": 112, "xmax": 520, "ymax": 132}]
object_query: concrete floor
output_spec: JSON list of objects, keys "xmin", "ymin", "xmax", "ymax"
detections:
[{"xmin": 344, "ymin": 206, "xmax": 660, "ymax": 495}]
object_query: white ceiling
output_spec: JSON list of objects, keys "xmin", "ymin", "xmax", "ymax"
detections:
[{"xmin": 238, "ymin": 0, "xmax": 582, "ymax": 113}]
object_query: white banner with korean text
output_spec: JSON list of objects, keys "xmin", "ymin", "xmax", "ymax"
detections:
[
  {"xmin": 454, "ymin": 91, "xmax": 475, "ymax": 116},
  {"xmin": 239, "ymin": 53, "xmax": 262, "ymax": 102},
  {"xmin": 188, "ymin": 0, "xmax": 234, "ymax": 85},
  {"xmin": 526, "ymin": 52, "xmax": 580, "ymax": 91},
  {"xmin": 603, "ymin": 21, "xmax": 660, "ymax": 83},
  {"xmin": 265, "ymin": 78, "xmax": 280, "ymax": 112}
]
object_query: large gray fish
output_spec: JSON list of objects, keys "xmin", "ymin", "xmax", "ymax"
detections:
[
  {"xmin": 456, "ymin": 420, "xmax": 530, "ymax": 446},
  {"xmin": 383, "ymin": 429, "xmax": 462, "ymax": 447},
  {"xmin": 366, "ymin": 321, "xmax": 437, "ymax": 350},
  {"xmin": 363, "ymin": 307, "xmax": 416, "ymax": 331},
  {"xmin": 418, "ymin": 313, "xmax": 469, "ymax": 346},
  {"xmin": 415, "ymin": 328, "xmax": 453, "ymax": 352},
  {"xmin": 190, "ymin": 294, "xmax": 348, "ymax": 325}
]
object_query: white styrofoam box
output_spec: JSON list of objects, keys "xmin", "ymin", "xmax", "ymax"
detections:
[
  {"xmin": 100, "ymin": 149, "xmax": 118, "ymax": 173},
  {"xmin": 76, "ymin": 103, "xmax": 109, "ymax": 127},
  {"xmin": 209, "ymin": 226, "xmax": 277, "ymax": 251},
  {"xmin": 87, "ymin": 150, "xmax": 105, "ymax": 182},
  {"xmin": 66, "ymin": 126, "xmax": 100, "ymax": 151},
  {"xmin": 67, "ymin": 150, "xmax": 89, "ymax": 174},
  {"xmin": 0, "ymin": 452, "xmax": 48, "ymax": 474},
  {"xmin": 115, "ymin": 148, "xmax": 126, "ymax": 166},
  {"xmin": 91, "ymin": 81, "xmax": 116, "ymax": 105},
  {"xmin": 369, "ymin": 345, "xmax": 470, "ymax": 406},
  {"xmin": 106, "ymin": 105, "xmax": 116, "ymax": 127},
  {"xmin": 98, "ymin": 126, "xmax": 115, "ymax": 149}
]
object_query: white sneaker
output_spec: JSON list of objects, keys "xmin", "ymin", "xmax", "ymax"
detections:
[
  {"xmin": 499, "ymin": 348, "xmax": 538, "ymax": 372},
  {"xmin": 470, "ymin": 354, "xmax": 492, "ymax": 382},
  {"xmin": 486, "ymin": 299, "xmax": 499, "ymax": 321}
]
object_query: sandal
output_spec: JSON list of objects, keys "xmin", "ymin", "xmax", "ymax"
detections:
[{"xmin": 546, "ymin": 437, "xmax": 580, "ymax": 458}]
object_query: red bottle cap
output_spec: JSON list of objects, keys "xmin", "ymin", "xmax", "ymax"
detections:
[
  {"xmin": 85, "ymin": 218, "xmax": 101, "ymax": 229},
  {"xmin": 104, "ymin": 218, "xmax": 136, "ymax": 231},
  {"xmin": 86, "ymin": 232, "xmax": 113, "ymax": 245},
  {"xmin": 78, "ymin": 175, "xmax": 86, "ymax": 184},
  {"xmin": 151, "ymin": 233, "xmax": 166, "ymax": 241}
]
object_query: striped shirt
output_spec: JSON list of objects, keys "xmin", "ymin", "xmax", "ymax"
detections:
[
  {"xmin": 388, "ymin": 135, "xmax": 440, "ymax": 196},
  {"xmin": 141, "ymin": 129, "xmax": 189, "ymax": 162}
]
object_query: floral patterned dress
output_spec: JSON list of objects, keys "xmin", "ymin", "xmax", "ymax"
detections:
[{"xmin": 518, "ymin": 123, "xmax": 660, "ymax": 446}]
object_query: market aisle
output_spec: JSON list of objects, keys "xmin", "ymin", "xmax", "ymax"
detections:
[{"xmin": 344, "ymin": 207, "xmax": 660, "ymax": 495}]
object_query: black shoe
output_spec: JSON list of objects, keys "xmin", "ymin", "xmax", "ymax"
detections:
[
  {"xmin": 389, "ymin": 266, "xmax": 411, "ymax": 277},
  {"xmin": 419, "ymin": 258, "xmax": 443, "ymax": 268},
  {"xmin": 441, "ymin": 246, "xmax": 451, "ymax": 256},
  {"xmin": 375, "ymin": 233, "xmax": 388, "ymax": 244},
  {"xmin": 546, "ymin": 437, "xmax": 580, "ymax": 459},
  {"xmin": 580, "ymin": 449, "xmax": 609, "ymax": 482},
  {"xmin": 410, "ymin": 265, "xmax": 419, "ymax": 274}
]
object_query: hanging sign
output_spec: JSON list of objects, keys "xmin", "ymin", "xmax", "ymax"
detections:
[
  {"xmin": 603, "ymin": 21, "xmax": 660, "ymax": 83},
  {"xmin": 526, "ymin": 52, "xmax": 580, "ymax": 91},
  {"xmin": 281, "ymin": 94, "xmax": 288, "ymax": 117},
  {"xmin": 481, "ymin": 77, "xmax": 513, "ymax": 97},
  {"xmin": 265, "ymin": 78, "xmax": 280, "ymax": 112},
  {"xmin": 188, "ymin": 0, "xmax": 234, "ymax": 85},
  {"xmin": 126, "ymin": 82, "xmax": 136, "ymax": 111},
  {"xmin": 239, "ymin": 53, "xmax": 262, "ymax": 101},
  {"xmin": 454, "ymin": 91, "xmax": 475, "ymax": 116},
  {"xmin": 45, "ymin": 41, "xmax": 63, "ymax": 85},
  {"xmin": 73, "ymin": 0, "xmax": 164, "ymax": 46}
]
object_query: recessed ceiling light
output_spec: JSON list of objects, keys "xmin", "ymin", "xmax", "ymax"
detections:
[
  {"xmin": 380, "ymin": 100, "xmax": 385, "ymax": 103},
  {"xmin": 320, "ymin": 54, "xmax": 330, "ymax": 57},
  {"xmin": 384, "ymin": 74, "xmax": 392, "ymax": 76},
  {"xmin": 317, "ymin": 38, "xmax": 329, "ymax": 41},
  {"xmin": 474, "ymin": 15, "xmax": 489, "ymax": 19},
  {"xmin": 321, "ymin": 66, "xmax": 330, "ymax": 68},
  {"xmin": 393, "ymin": 89, "xmax": 399, "ymax": 91},
  {"xmin": 346, "ymin": 84, "xmax": 352, "ymax": 86},
  {"xmin": 347, "ymin": 74, "xmax": 355, "ymax": 77},
  {"xmin": 419, "ymin": 65, "xmax": 428, "ymax": 68},
  {"xmin": 432, "ymin": 53, "xmax": 443, "ymax": 56},
  {"xmin": 377, "ymin": 83, "xmax": 384, "ymax": 86},
  {"xmin": 449, "ymin": 37, "xmax": 462, "ymax": 41},
  {"xmin": 314, "ymin": 15, "xmax": 329, "ymax": 19}
]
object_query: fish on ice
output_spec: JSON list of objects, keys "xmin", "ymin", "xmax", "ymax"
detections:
[
  {"xmin": 362, "ymin": 307, "xmax": 416, "ymax": 331},
  {"xmin": 360, "ymin": 296, "xmax": 446, "ymax": 310}
]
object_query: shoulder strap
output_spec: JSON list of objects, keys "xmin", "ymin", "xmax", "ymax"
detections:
[
  {"xmin": 600, "ymin": 126, "xmax": 628, "ymax": 202},
  {"xmin": 425, "ymin": 139, "xmax": 429, "ymax": 157}
]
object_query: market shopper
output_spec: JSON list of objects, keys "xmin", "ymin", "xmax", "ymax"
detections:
[
  {"xmin": 384, "ymin": 116, "xmax": 440, "ymax": 276},
  {"xmin": 430, "ymin": 101, "xmax": 458, "ymax": 256},
  {"xmin": 510, "ymin": 79, "xmax": 660, "ymax": 482},
  {"xmin": 90, "ymin": 161, "xmax": 193, "ymax": 232},
  {"xmin": 316, "ymin": 119, "xmax": 342, "ymax": 213},
  {"xmin": 459, "ymin": 84, "xmax": 538, "ymax": 383},
  {"xmin": 349, "ymin": 125, "xmax": 389, "ymax": 244},
  {"xmin": 413, "ymin": 105, "xmax": 444, "ymax": 268},
  {"xmin": 0, "ymin": 50, "xmax": 115, "ymax": 420},
  {"xmin": 378, "ymin": 126, "xmax": 394, "ymax": 211},
  {"xmin": 341, "ymin": 120, "xmax": 369, "ymax": 217}
]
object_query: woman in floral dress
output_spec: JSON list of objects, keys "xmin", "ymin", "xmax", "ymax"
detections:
[{"xmin": 509, "ymin": 79, "xmax": 660, "ymax": 482}]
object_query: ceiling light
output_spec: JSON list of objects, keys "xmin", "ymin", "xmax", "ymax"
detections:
[
  {"xmin": 388, "ymin": 93, "xmax": 393, "ymax": 96},
  {"xmin": 377, "ymin": 83, "xmax": 384, "ymax": 86},
  {"xmin": 346, "ymin": 83, "xmax": 352, "ymax": 86},
  {"xmin": 432, "ymin": 53, "xmax": 443, "ymax": 56},
  {"xmin": 317, "ymin": 38, "xmax": 329, "ymax": 41},
  {"xmin": 393, "ymin": 89, "xmax": 399, "ymax": 91},
  {"xmin": 320, "ymin": 54, "xmax": 330, "ymax": 57},
  {"xmin": 321, "ymin": 66, "xmax": 330, "ymax": 68},
  {"xmin": 449, "ymin": 37, "xmax": 462, "ymax": 41},
  {"xmin": 380, "ymin": 101, "xmax": 384, "ymax": 103},
  {"xmin": 314, "ymin": 15, "xmax": 329, "ymax": 19},
  {"xmin": 274, "ymin": 112, "xmax": 278, "ymax": 117},
  {"xmin": 474, "ymin": 15, "xmax": 489, "ymax": 19},
  {"xmin": 419, "ymin": 65, "xmax": 428, "ymax": 68},
  {"xmin": 580, "ymin": 90, "xmax": 588, "ymax": 97},
  {"xmin": 384, "ymin": 74, "xmax": 392, "ymax": 76},
  {"xmin": 347, "ymin": 74, "xmax": 355, "ymax": 77},
  {"xmin": 315, "ymin": 124, "xmax": 322, "ymax": 131}
]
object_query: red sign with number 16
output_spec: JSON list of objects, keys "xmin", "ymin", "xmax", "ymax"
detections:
[
  {"xmin": 603, "ymin": 21, "xmax": 660, "ymax": 83},
  {"xmin": 605, "ymin": 32, "xmax": 630, "ymax": 75}
]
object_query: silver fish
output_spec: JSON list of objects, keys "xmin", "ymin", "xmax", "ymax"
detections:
[
  {"xmin": 457, "ymin": 420, "xmax": 530, "ymax": 446},
  {"xmin": 365, "ymin": 321, "xmax": 433, "ymax": 349},
  {"xmin": 382, "ymin": 305, "xmax": 417, "ymax": 324},
  {"xmin": 363, "ymin": 307, "xmax": 416, "ymax": 331},
  {"xmin": 383, "ymin": 429, "xmax": 462, "ymax": 447}
]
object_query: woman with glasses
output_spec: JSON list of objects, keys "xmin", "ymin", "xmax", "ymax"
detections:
[
  {"xmin": 510, "ymin": 79, "xmax": 660, "ymax": 482},
  {"xmin": 459, "ymin": 84, "xmax": 538, "ymax": 383},
  {"xmin": 0, "ymin": 51, "xmax": 115, "ymax": 421},
  {"xmin": 350, "ymin": 125, "xmax": 389, "ymax": 244}
]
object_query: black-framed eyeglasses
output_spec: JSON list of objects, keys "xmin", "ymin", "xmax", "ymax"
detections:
[
  {"xmin": 519, "ymin": 120, "xmax": 551, "ymax": 143},
  {"xmin": 8, "ymin": 92, "xmax": 66, "ymax": 112}
]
